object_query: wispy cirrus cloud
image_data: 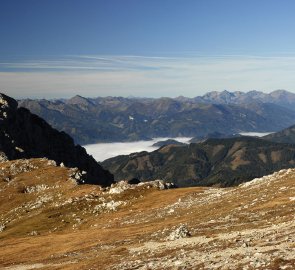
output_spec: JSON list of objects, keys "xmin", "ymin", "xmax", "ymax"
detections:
[
  {"xmin": 1, "ymin": 54, "xmax": 295, "ymax": 99},
  {"xmin": 0, "ymin": 55, "xmax": 188, "ymax": 72}
]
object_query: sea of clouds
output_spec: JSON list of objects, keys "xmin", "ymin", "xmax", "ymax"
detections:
[
  {"xmin": 239, "ymin": 132, "xmax": 273, "ymax": 137},
  {"xmin": 84, "ymin": 137, "xmax": 192, "ymax": 162},
  {"xmin": 84, "ymin": 133, "xmax": 273, "ymax": 162}
]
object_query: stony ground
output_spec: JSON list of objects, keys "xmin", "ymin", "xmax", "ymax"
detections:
[{"xmin": 0, "ymin": 158, "xmax": 294, "ymax": 270}]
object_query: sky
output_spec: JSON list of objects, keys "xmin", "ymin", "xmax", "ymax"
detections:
[{"xmin": 1, "ymin": 0, "xmax": 295, "ymax": 99}]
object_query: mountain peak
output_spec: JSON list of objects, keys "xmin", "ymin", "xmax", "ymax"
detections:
[
  {"xmin": 270, "ymin": 89, "xmax": 288, "ymax": 94},
  {"xmin": 67, "ymin": 95, "xmax": 95, "ymax": 106}
]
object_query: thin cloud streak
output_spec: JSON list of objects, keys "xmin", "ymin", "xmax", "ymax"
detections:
[
  {"xmin": 1, "ymin": 55, "xmax": 295, "ymax": 98},
  {"xmin": 4, "ymin": 54, "xmax": 295, "ymax": 72}
]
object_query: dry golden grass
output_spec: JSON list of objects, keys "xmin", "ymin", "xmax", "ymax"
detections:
[{"xmin": 0, "ymin": 158, "xmax": 294, "ymax": 269}]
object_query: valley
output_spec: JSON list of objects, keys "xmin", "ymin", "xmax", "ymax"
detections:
[
  {"xmin": 84, "ymin": 133, "xmax": 272, "ymax": 162},
  {"xmin": 84, "ymin": 137, "xmax": 192, "ymax": 161}
]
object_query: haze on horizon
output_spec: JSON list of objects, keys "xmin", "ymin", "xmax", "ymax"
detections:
[{"xmin": 1, "ymin": 0, "xmax": 295, "ymax": 99}]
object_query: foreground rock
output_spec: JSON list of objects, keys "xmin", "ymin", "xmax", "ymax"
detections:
[
  {"xmin": 107, "ymin": 179, "xmax": 176, "ymax": 194},
  {"xmin": 0, "ymin": 162, "xmax": 294, "ymax": 269},
  {"xmin": 0, "ymin": 93, "xmax": 113, "ymax": 186},
  {"xmin": 167, "ymin": 224, "xmax": 191, "ymax": 241}
]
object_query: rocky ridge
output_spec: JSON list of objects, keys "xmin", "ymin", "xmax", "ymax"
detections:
[{"xmin": 0, "ymin": 93, "xmax": 113, "ymax": 186}]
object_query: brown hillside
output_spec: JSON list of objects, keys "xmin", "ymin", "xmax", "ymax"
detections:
[{"xmin": 0, "ymin": 158, "xmax": 294, "ymax": 269}]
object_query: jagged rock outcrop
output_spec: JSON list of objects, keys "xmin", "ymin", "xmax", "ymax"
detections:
[{"xmin": 0, "ymin": 93, "xmax": 114, "ymax": 186}]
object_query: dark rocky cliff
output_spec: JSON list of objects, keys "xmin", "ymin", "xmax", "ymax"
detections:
[{"xmin": 0, "ymin": 93, "xmax": 114, "ymax": 186}]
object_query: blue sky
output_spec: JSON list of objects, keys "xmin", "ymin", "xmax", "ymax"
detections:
[{"xmin": 1, "ymin": 0, "xmax": 295, "ymax": 98}]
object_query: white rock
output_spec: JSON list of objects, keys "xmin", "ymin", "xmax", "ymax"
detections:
[
  {"xmin": 0, "ymin": 224, "xmax": 5, "ymax": 232},
  {"xmin": 167, "ymin": 224, "xmax": 191, "ymax": 241}
]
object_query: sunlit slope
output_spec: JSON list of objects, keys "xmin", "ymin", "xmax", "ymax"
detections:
[{"xmin": 0, "ymin": 158, "xmax": 294, "ymax": 269}]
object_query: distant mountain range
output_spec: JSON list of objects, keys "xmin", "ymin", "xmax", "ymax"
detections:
[
  {"xmin": 19, "ymin": 90, "xmax": 295, "ymax": 144},
  {"xmin": 192, "ymin": 89, "xmax": 295, "ymax": 110},
  {"xmin": 102, "ymin": 136, "xmax": 295, "ymax": 187},
  {"xmin": 2, "ymin": 91, "xmax": 295, "ymax": 189}
]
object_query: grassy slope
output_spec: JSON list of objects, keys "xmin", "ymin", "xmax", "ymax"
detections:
[{"xmin": 0, "ymin": 158, "xmax": 294, "ymax": 269}]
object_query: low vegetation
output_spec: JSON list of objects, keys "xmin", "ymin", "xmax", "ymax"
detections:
[{"xmin": 0, "ymin": 158, "xmax": 294, "ymax": 269}]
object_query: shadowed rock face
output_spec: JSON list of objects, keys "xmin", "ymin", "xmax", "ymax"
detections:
[{"xmin": 0, "ymin": 93, "xmax": 114, "ymax": 186}]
